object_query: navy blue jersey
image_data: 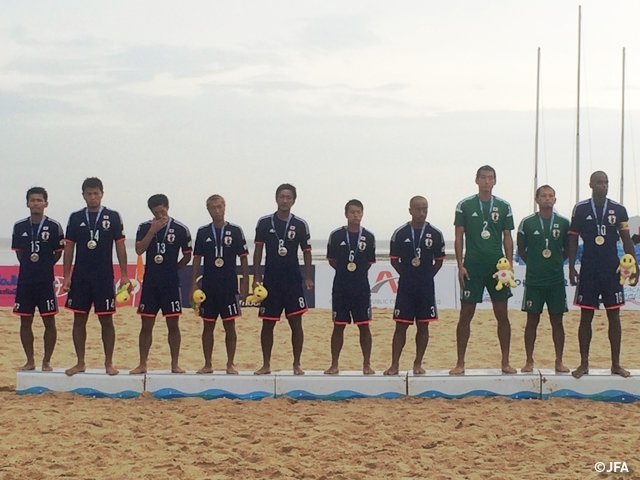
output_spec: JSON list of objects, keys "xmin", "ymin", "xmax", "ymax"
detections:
[
  {"xmin": 194, "ymin": 222, "xmax": 249, "ymax": 294},
  {"xmin": 569, "ymin": 198, "xmax": 629, "ymax": 269},
  {"xmin": 327, "ymin": 226, "xmax": 375, "ymax": 296},
  {"xmin": 255, "ymin": 213, "xmax": 311, "ymax": 285},
  {"xmin": 390, "ymin": 222, "xmax": 446, "ymax": 291},
  {"xmin": 65, "ymin": 207, "xmax": 125, "ymax": 278},
  {"xmin": 136, "ymin": 218, "xmax": 192, "ymax": 286},
  {"xmin": 12, "ymin": 216, "xmax": 64, "ymax": 285}
]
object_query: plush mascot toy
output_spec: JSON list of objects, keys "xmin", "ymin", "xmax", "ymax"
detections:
[
  {"xmin": 493, "ymin": 257, "xmax": 516, "ymax": 291},
  {"xmin": 617, "ymin": 253, "xmax": 637, "ymax": 286}
]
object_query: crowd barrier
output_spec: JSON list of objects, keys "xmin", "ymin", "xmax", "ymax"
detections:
[{"xmin": 16, "ymin": 368, "xmax": 640, "ymax": 403}]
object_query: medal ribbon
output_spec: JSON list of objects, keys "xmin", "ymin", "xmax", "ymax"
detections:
[
  {"xmin": 85, "ymin": 206, "xmax": 104, "ymax": 243},
  {"xmin": 590, "ymin": 198, "xmax": 609, "ymax": 238},
  {"xmin": 478, "ymin": 195, "xmax": 494, "ymax": 234},
  {"xmin": 271, "ymin": 214, "xmax": 292, "ymax": 249},
  {"xmin": 410, "ymin": 222, "xmax": 427, "ymax": 260},
  {"xmin": 345, "ymin": 227, "xmax": 363, "ymax": 263},
  {"xmin": 211, "ymin": 222, "xmax": 226, "ymax": 259},
  {"xmin": 30, "ymin": 216, "xmax": 46, "ymax": 253},
  {"xmin": 155, "ymin": 218, "xmax": 172, "ymax": 255},
  {"xmin": 538, "ymin": 213, "xmax": 555, "ymax": 252}
]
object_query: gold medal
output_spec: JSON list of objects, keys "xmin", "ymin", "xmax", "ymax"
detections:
[
  {"xmin": 87, "ymin": 240, "xmax": 97, "ymax": 249},
  {"xmin": 595, "ymin": 235, "xmax": 605, "ymax": 246},
  {"xmin": 154, "ymin": 254, "xmax": 164, "ymax": 264},
  {"xmin": 481, "ymin": 230, "xmax": 491, "ymax": 240},
  {"xmin": 278, "ymin": 246, "xmax": 288, "ymax": 256},
  {"xmin": 411, "ymin": 257, "xmax": 421, "ymax": 267},
  {"xmin": 347, "ymin": 262, "xmax": 357, "ymax": 272},
  {"xmin": 30, "ymin": 253, "xmax": 39, "ymax": 262},
  {"xmin": 542, "ymin": 249, "xmax": 552, "ymax": 259},
  {"xmin": 215, "ymin": 258, "xmax": 224, "ymax": 267}
]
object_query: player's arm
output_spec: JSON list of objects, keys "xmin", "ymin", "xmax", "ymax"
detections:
[
  {"xmin": 253, "ymin": 243, "xmax": 263, "ymax": 288},
  {"xmin": 516, "ymin": 224, "xmax": 527, "ymax": 264},
  {"xmin": 135, "ymin": 218, "xmax": 167, "ymax": 255},
  {"xmin": 326, "ymin": 235, "xmax": 337, "ymax": 270},
  {"xmin": 240, "ymin": 254, "xmax": 250, "ymax": 300},
  {"xmin": 503, "ymin": 230, "xmax": 514, "ymax": 266},
  {"xmin": 454, "ymin": 226, "xmax": 468, "ymax": 286},
  {"xmin": 567, "ymin": 234, "xmax": 579, "ymax": 286},
  {"xmin": 303, "ymin": 249, "xmax": 313, "ymax": 290},
  {"xmin": 115, "ymin": 240, "xmax": 131, "ymax": 289},
  {"xmin": 53, "ymin": 250, "xmax": 63, "ymax": 263},
  {"xmin": 62, "ymin": 241, "xmax": 75, "ymax": 292},
  {"xmin": 178, "ymin": 251, "xmax": 192, "ymax": 269},
  {"xmin": 433, "ymin": 258, "xmax": 444, "ymax": 276},
  {"xmin": 190, "ymin": 254, "xmax": 202, "ymax": 299},
  {"xmin": 620, "ymin": 223, "xmax": 637, "ymax": 282}
]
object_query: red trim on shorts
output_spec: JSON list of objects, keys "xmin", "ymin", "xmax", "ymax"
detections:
[
  {"xmin": 389, "ymin": 255, "xmax": 400, "ymax": 260},
  {"xmin": 393, "ymin": 317, "xmax": 438, "ymax": 324},
  {"xmin": 573, "ymin": 303, "xmax": 597, "ymax": 310},
  {"xmin": 568, "ymin": 230, "xmax": 579, "ymax": 236},
  {"xmin": 40, "ymin": 311, "xmax": 58, "ymax": 317},
  {"xmin": 333, "ymin": 320, "xmax": 349, "ymax": 325},
  {"xmin": 115, "ymin": 237, "xmax": 126, "ymax": 243},
  {"xmin": 417, "ymin": 318, "xmax": 438, "ymax": 323},
  {"xmin": 302, "ymin": 248, "xmax": 312, "ymax": 253},
  {"xmin": 140, "ymin": 313, "xmax": 157, "ymax": 318},
  {"xmin": 354, "ymin": 319, "xmax": 371, "ymax": 325},
  {"xmin": 287, "ymin": 307, "xmax": 308, "ymax": 317},
  {"xmin": 605, "ymin": 303, "xmax": 624, "ymax": 310},
  {"xmin": 94, "ymin": 310, "xmax": 116, "ymax": 315},
  {"xmin": 393, "ymin": 318, "xmax": 414, "ymax": 324},
  {"xmin": 222, "ymin": 314, "xmax": 241, "ymax": 322},
  {"xmin": 164, "ymin": 313, "xmax": 181, "ymax": 318},
  {"xmin": 11, "ymin": 248, "xmax": 19, "ymax": 251},
  {"xmin": 254, "ymin": 241, "xmax": 265, "ymax": 245},
  {"xmin": 259, "ymin": 315, "xmax": 281, "ymax": 321},
  {"xmin": 13, "ymin": 311, "xmax": 34, "ymax": 317},
  {"xmin": 65, "ymin": 306, "xmax": 88, "ymax": 314}
]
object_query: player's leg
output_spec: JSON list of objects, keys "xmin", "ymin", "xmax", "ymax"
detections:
[
  {"xmin": 384, "ymin": 322, "xmax": 409, "ymax": 375},
  {"xmin": 130, "ymin": 316, "xmax": 155, "ymax": 374},
  {"xmin": 547, "ymin": 285, "xmax": 569, "ymax": 372},
  {"xmin": 197, "ymin": 320, "xmax": 216, "ymax": 374},
  {"xmin": 285, "ymin": 284, "xmax": 307, "ymax": 375},
  {"xmin": 41, "ymin": 315, "xmax": 57, "ymax": 371},
  {"xmin": 354, "ymin": 295, "xmax": 374, "ymax": 374},
  {"xmin": 414, "ymin": 291, "xmax": 437, "ymax": 374},
  {"xmin": 19, "ymin": 316, "xmax": 35, "ymax": 370},
  {"xmin": 357, "ymin": 323, "xmax": 374, "ymax": 374},
  {"xmin": 98, "ymin": 314, "xmax": 118, "ymax": 375},
  {"xmin": 222, "ymin": 319, "xmax": 238, "ymax": 374},
  {"xmin": 66, "ymin": 312, "xmax": 89, "ymax": 376},
  {"xmin": 325, "ymin": 324, "xmax": 346, "ymax": 374},
  {"xmin": 255, "ymin": 320, "xmax": 276, "ymax": 375},
  {"xmin": 522, "ymin": 312, "xmax": 540, "ymax": 372},
  {"xmin": 64, "ymin": 275, "xmax": 91, "ymax": 376},
  {"xmin": 414, "ymin": 322, "xmax": 430, "ymax": 374},
  {"xmin": 160, "ymin": 283, "xmax": 184, "ymax": 373},
  {"xmin": 255, "ymin": 286, "xmax": 282, "ymax": 375},
  {"xmin": 492, "ymin": 299, "xmax": 515, "ymax": 373},
  {"xmin": 166, "ymin": 316, "xmax": 184, "ymax": 374},
  {"xmin": 572, "ymin": 308, "xmax": 595, "ymax": 378},
  {"xmin": 450, "ymin": 267, "xmax": 483, "ymax": 375},
  {"xmin": 605, "ymin": 308, "xmax": 629, "ymax": 377}
]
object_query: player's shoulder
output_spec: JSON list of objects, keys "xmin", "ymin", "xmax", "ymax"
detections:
[
  {"xmin": 68, "ymin": 207, "xmax": 86, "ymax": 220},
  {"xmin": 171, "ymin": 218, "xmax": 191, "ymax": 234},
  {"xmin": 456, "ymin": 195, "xmax": 477, "ymax": 209},
  {"xmin": 292, "ymin": 214, "xmax": 310, "ymax": 232},
  {"xmin": 137, "ymin": 219, "xmax": 152, "ymax": 229},
  {"xmin": 391, "ymin": 222, "xmax": 410, "ymax": 241},
  {"xmin": 571, "ymin": 199, "xmax": 591, "ymax": 216},
  {"xmin": 608, "ymin": 199, "xmax": 627, "ymax": 212},
  {"xmin": 426, "ymin": 223, "xmax": 445, "ymax": 239},
  {"xmin": 554, "ymin": 213, "xmax": 571, "ymax": 225},
  {"xmin": 13, "ymin": 217, "xmax": 30, "ymax": 230},
  {"xmin": 196, "ymin": 223, "xmax": 211, "ymax": 234},
  {"xmin": 45, "ymin": 216, "xmax": 64, "ymax": 231},
  {"xmin": 329, "ymin": 226, "xmax": 344, "ymax": 238},
  {"xmin": 493, "ymin": 195, "xmax": 512, "ymax": 209},
  {"xmin": 225, "ymin": 221, "xmax": 244, "ymax": 232},
  {"xmin": 255, "ymin": 214, "xmax": 272, "ymax": 227},
  {"xmin": 362, "ymin": 226, "xmax": 375, "ymax": 240}
]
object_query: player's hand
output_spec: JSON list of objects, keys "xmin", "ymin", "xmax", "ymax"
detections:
[
  {"xmin": 630, "ymin": 270, "xmax": 638, "ymax": 286},
  {"xmin": 240, "ymin": 279, "xmax": 250, "ymax": 301},
  {"xmin": 458, "ymin": 267, "xmax": 470, "ymax": 288},
  {"xmin": 252, "ymin": 279, "xmax": 262, "ymax": 290},
  {"xmin": 121, "ymin": 276, "xmax": 133, "ymax": 292},
  {"xmin": 190, "ymin": 284, "xmax": 197, "ymax": 302},
  {"xmin": 305, "ymin": 278, "xmax": 314, "ymax": 290},
  {"xmin": 62, "ymin": 277, "xmax": 71, "ymax": 293},
  {"xmin": 149, "ymin": 216, "xmax": 169, "ymax": 234},
  {"xmin": 569, "ymin": 267, "xmax": 579, "ymax": 286}
]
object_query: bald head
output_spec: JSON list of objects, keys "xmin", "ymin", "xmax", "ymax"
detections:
[
  {"xmin": 410, "ymin": 196, "xmax": 427, "ymax": 208},
  {"xmin": 589, "ymin": 171, "xmax": 608, "ymax": 199},
  {"xmin": 409, "ymin": 196, "xmax": 428, "ymax": 226}
]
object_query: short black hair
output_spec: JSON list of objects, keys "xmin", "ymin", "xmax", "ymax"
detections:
[
  {"xmin": 82, "ymin": 177, "xmax": 104, "ymax": 192},
  {"xmin": 476, "ymin": 165, "xmax": 497, "ymax": 179},
  {"xmin": 535, "ymin": 185, "xmax": 555, "ymax": 198},
  {"xmin": 147, "ymin": 194, "xmax": 169, "ymax": 210},
  {"xmin": 276, "ymin": 183, "xmax": 297, "ymax": 200},
  {"xmin": 344, "ymin": 199, "xmax": 363, "ymax": 214},
  {"xmin": 26, "ymin": 186, "xmax": 48, "ymax": 202}
]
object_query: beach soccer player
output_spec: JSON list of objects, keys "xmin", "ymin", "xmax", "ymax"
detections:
[
  {"xmin": 191, "ymin": 194, "xmax": 249, "ymax": 374},
  {"xmin": 450, "ymin": 165, "xmax": 516, "ymax": 375},
  {"xmin": 12, "ymin": 187, "xmax": 64, "ymax": 371},
  {"xmin": 130, "ymin": 194, "xmax": 192, "ymax": 375},
  {"xmin": 384, "ymin": 196, "xmax": 445, "ymax": 376},
  {"xmin": 324, "ymin": 199, "xmax": 376, "ymax": 375},
  {"xmin": 253, "ymin": 183, "xmax": 313, "ymax": 375},
  {"xmin": 63, "ymin": 177, "xmax": 131, "ymax": 376},
  {"xmin": 568, "ymin": 171, "xmax": 637, "ymax": 379},
  {"xmin": 517, "ymin": 185, "xmax": 570, "ymax": 373}
]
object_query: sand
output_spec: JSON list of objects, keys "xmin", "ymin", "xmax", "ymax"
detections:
[{"xmin": 1, "ymin": 305, "xmax": 640, "ymax": 479}]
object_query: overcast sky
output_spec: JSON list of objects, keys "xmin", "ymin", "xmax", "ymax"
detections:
[{"xmin": 2, "ymin": 1, "xmax": 640, "ymax": 244}]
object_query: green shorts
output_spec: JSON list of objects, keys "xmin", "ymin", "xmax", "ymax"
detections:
[
  {"xmin": 521, "ymin": 284, "xmax": 568, "ymax": 315},
  {"xmin": 460, "ymin": 262, "xmax": 513, "ymax": 304}
]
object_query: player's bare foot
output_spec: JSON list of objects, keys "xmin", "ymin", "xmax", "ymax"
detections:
[
  {"xmin": 105, "ymin": 365, "xmax": 119, "ymax": 376},
  {"xmin": 612, "ymin": 365, "xmax": 631, "ymax": 378},
  {"xmin": 197, "ymin": 366, "xmax": 214, "ymax": 374},
  {"xmin": 293, "ymin": 365, "xmax": 305, "ymax": 375},
  {"xmin": 521, "ymin": 361, "xmax": 534, "ymax": 373},
  {"xmin": 449, "ymin": 364, "xmax": 465, "ymax": 375},
  {"xmin": 571, "ymin": 364, "xmax": 589, "ymax": 379},
  {"xmin": 129, "ymin": 365, "xmax": 147, "ymax": 375},
  {"xmin": 226, "ymin": 365, "xmax": 238, "ymax": 374},
  {"xmin": 65, "ymin": 364, "xmax": 86, "ymax": 376},
  {"xmin": 413, "ymin": 365, "xmax": 426, "ymax": 375},
  {"xmin": 555, "ymin": 362, "xmax": 569, "ymax": 373},
  {"xmin": 363, "ymin": 366, "xmax": 375, "ymax": 375},
  {"xmin": 254, "ymin": 365, "xmax": 271, "ymax": 375},
  {"xmin": 19, "ymin": 362, "xmax": 36, "ymax": 371},
  {"xmin": 42, "ymin": 362, "xmax": 53, "ymax": 372},
  {"xmin": 502, "ymin": 365, "xmax": 517, "ymax": 374},
  {"xmin": 383, "ymin": 365, "xmax": 399, "ymax": 375},
  {"xmin": 171, "ymin": 366, "xmax": 186, "ymax": 374},
  {"xmin": 324, "ymin": 366, "xmax": 339, "ymax": 375}
]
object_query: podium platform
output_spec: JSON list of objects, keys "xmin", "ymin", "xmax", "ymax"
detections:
[{"xmin": 540, "ymin": 368, "xmax": 640, "ymax": 403}]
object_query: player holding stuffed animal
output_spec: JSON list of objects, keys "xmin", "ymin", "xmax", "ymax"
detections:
[
  {"xmin": 617, "ymin": 254, "xmax": 637, "ymax": 286},
  {"xmin": 569, "ymin": 171, "xmax": 637, "ymax": 379},
  {"xmin": 450, "ymin": 166, "xmax": 516, "ymax": 375},
  {"xmin": 517, "ymin": 185, "xmax": 570, "ymax": 373}
]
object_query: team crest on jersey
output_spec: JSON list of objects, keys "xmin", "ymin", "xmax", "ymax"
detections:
[
  {"xmin": 491, "ymin": 212, "xmax": 500, "ymax": 222},
  {"xmin": 41, "ymin": 231, "xmax": 50, "ymax": 241},
  {"xmin": 43, "ymin": 226, "xmax": 49, "ymax": 230},
  {"xmin": 287, "ymin": 230, "xmax": 296, "ymax": 240},
  {"xmin": 224, "ymin": 235, "xmax": 233, "ymax": 246},
  {"xmin": 608, "ymin": 215, "xmax": 617, "ymax": 225},
  {"xmin": 167, "ymin": 233, "xmax": 175, "ymax": 243},
  {"xmin": 552, "ymin": 229, "xmax": 560, "ymax": 239},
  {"xmin": 102, "ymin": 220, "xmax": 110, "ymax": 230},
  {"xmin": 358, "ymin": 241, "xmax": 366, "ymax": 251}
]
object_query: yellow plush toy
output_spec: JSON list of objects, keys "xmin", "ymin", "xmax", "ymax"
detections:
[
  {"xmin": 493, "ymin": 257, "xmax": 516, "ymax": 291},
  {"xmin": 617, "ymin": 254, "xmax": 637, "ymax": 286}
]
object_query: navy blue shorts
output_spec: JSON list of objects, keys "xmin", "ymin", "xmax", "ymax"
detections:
[
  {"xmin": 259, "ymin": 281, "xmax": 308, "ymax": 321},
  {"xmin": 65, "ymin": 274, "xmax": 116, "ymax": 315},
  {"xmin": 138, "ymin": 282, "xmax": 182, "ymax": 317},
  {"xmin": 393, "ymin": 288, "xmax": 438, "ymax": 324},
  {"xmin": 574, "ymin": 265, "xmax": 624, "ymax": 309},
  {"xmin": 200, "ymin": 290, "xmax": 241, "ymax": 321},
  {"xmin": 13, "ymin": 282, "xmax": 58, "ymax": 317},
  {"xmin": 332, "ymin": 293, "xmax": 371, "ymax": 325}
]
